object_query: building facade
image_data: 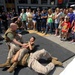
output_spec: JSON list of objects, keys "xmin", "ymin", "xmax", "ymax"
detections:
[
  {"xmin": 0, "ymin": 0, "xmax": 75, "ymax": 13},
  {"xmin": 15, "ymin": 0, "xmax": 58, "ymax": 12}
]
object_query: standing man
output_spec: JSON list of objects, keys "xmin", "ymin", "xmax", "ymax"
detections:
[
  {"xmin": 20, "ymin": 9, "xmax": 27, "ymax": 30},
  {"xmin": 41, "ymin": 9, "xmax": 47, "ymax": 33},
  {"xmin": 0, "ymin": 23, "xmax": 25, "ymax": 67}
]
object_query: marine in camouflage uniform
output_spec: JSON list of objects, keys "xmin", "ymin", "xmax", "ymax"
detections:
[{"xmin": 0, "ymin": 23, "xmax": 24, "ymax": 68}]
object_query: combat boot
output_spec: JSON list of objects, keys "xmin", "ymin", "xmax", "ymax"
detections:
[
  {"xmin": 7, "ymin": 62, "xmax": 18, "ymax": 73},
  {"xmin": 48, "ymin": 57, "xmax": 58, "ymax": 61},
  {"xmin": 52, "ymin": 59, "xmax": 63, "ymax": 66},
  {"xmin": 52, "ymin": 57, "xmax": 58, "ymax": 60},
  {"xmin": 0, "ymin": 59, "xmax": 11, "ymax": 68}
]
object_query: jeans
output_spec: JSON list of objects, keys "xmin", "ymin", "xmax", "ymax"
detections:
[
  {"xmin": 22, "ymin": 21, "xmax": 27, "ymax": 30},
  {"xmin": 45, "ymin": 23, "xmax": 53, "ymax": 34},
  {"xmin": 71, "ymin": 32, "xmax": 75, "ymax": 39}
]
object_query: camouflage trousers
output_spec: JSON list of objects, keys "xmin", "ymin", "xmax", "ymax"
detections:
[{"xmin": 28, "ymin": 49, "xmax": 55, "ymax": 75}]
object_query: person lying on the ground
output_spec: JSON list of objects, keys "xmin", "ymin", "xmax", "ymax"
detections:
[
  {"xmin": 11, "ymin": 36, "xmax": 35, "ymax": 64},
  {"xmin": 7, "ymin": 49, "xmax": 63, "ymax": 74},
  {"xmin": 0, "ymin": 36, "xmax": 35, "ymax": 68}
]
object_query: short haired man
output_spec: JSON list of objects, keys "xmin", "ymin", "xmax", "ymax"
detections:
[
  {"xmin": 7, "ymin": 36, "xmax": 36, "ymax": 72},
  {"xmin": 0, "ymin": 23, "xmax": 25, "ymax": 68}
]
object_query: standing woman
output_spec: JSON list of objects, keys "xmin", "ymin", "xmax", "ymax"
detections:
[
  {"xmin": 20, "ymin": 9, "xmax": 27, "ymax": 30},
  {"xmin": 45, "ymin": 9, "xmax": 54, "ymax": 34},
  {"xmin": 54, "ymin": 8, "xmax": 61, "ymax": 36},
  {"xmin": 32, "ymin": 10, "xmax": 37, "ymax": 30},
  {"xmin": 27, "ymin": 9, "xmax": 33, "ymax": 29}
]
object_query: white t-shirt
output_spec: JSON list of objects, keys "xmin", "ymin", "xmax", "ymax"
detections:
[{"xmin": 55, "ymin": 12, "xmax": 61, "ymax": 24}]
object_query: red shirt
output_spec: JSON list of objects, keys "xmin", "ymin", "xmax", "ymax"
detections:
[{"xmin": 62, "ymin": 22, "xmax": 71, "ymax": 32}]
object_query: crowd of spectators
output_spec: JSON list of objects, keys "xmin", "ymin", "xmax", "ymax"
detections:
[{"xmin": 0, "ymin": 7, "xmax": 75, "ymax": 43}]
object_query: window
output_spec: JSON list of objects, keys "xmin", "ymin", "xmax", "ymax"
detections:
[
  {"xmin": 5, "ymin": 0, "xmax": 14, "ymax": 3},
  {"xmin": 69, "ymin": 0, "xmax": 75, "ymax": 2},
  {"xmin": 31, "ymin": 0, "xmax": 38, "ymax": 4},
  {"xmin": 19, "ymin": 0, "xmax": 28, "ymax": 4},
  {"xmin": 41, "ymin": 0, "xmax": 48, "ymax": 4},
  {"xmin": 50, "ymin": 0, "xmax": 55, "ymax": 5}
]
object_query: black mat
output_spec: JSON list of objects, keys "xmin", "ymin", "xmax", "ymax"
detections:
[{"xmin": 0, "ymin": 33, "xmax": 75, "ymax": 75}]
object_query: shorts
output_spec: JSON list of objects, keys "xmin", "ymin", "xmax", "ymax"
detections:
[
  {"xmin": 33, "ymin": 20, "xmax": 36, "ymax": 23},
  {"xmin": 55, "ymin": 23, "xmax": 59, "ymax": 29}
]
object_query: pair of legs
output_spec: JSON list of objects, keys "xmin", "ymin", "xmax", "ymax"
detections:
[
  {"xmin": 55, "ymin": 23, "xmax": 59, "ymax": 36},
  {"xmin": 28, "ymin": 49, "xmax": 62, "ymax": 74},
  {"xmin": 33, "ymin": 20, "xmax": 36, "ymax": 30},
  {"xmin": 61, "ymin": 32, "xmax": 68, "ymax": 41},
  {"xmin": 28, "ymin": 20, "xmax": 33, "ymax": 29},
  {"xmin": 6, "ymin": 49, "xmax": 62, "ymax": 73},
  {"xmin": 0, "ymin": 34, "xmax": 23, "ymax": 67},
  {"xmin": 41, "ymin": 21, "xmax": 46, "ymax": 33},
  {"xmin": 22, "ymin": 21, "xmax": 27, "ymax": 30},
  {"xmin": 12, "ymin": 48, "xmax": 29, "ymax": 62},
  {"xmin": 6, "ymin": 48, "xmax": 29, "ymax": 73},
  {"xmin": 71, "ymin": 32, "xmax": 75, "ymax": 42},
  {"xmin": 45, "ymin": 23, "xmax": 53, "ymax": 34}
]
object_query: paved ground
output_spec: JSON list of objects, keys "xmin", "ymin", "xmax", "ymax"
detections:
[{"xmin": 0, "ymin": 30, "xmax": 75, "ymax": 75}]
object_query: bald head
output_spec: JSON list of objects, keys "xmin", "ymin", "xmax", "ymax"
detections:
[
  {"xmin": 10, "ymin": 23, "xmax": 17, "ymax": 27},
  {"xmin": 10, "ymin": 23, "xmax": 18, "ymax": 31}
]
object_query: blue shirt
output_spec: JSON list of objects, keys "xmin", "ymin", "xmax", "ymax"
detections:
[
  {"xmin": 68, "ymin": 12, "xmax": 75, "ymax": 23},
  {"xmin": 41, "ymin": 13, "xmax": 47, "ymax": 22},
  {"xmin": 32, "ymin": 13, "xmax": 37, "ymax": 21}
]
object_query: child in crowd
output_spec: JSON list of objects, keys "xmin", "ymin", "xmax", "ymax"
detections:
[{"xmin": 61, "ymin": 16, "xmax": 71, "ymax": 41}]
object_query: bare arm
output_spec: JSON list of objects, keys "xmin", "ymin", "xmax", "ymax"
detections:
[
  {"xmin": 13, "ymin": 39, "xmax": 23, "ymax": 47},
  {"xmin": 28, "ymin": 42, "xmax": 34, "ymax": 50}
]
